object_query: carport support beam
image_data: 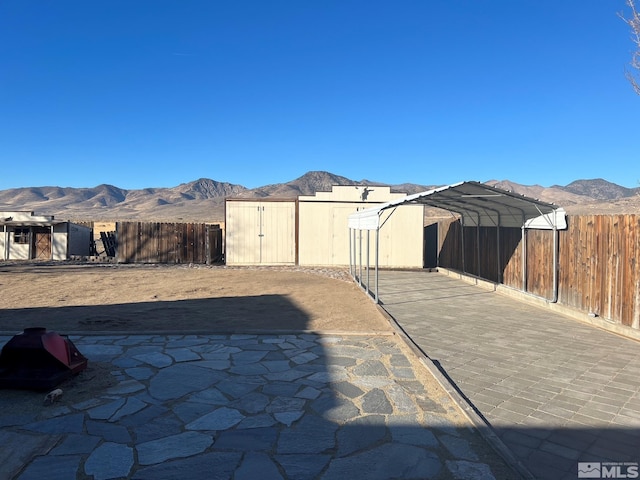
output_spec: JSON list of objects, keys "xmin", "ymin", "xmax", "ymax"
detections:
[
  {"xmin": 552, "ymin": 224, "xmax": 558, "ymax": 303},
  {"xmin": 522, "ymin": 225, "xmax": 527, "ymax": 292},
  {"xmin": 496, "ymin": 223, "xmax": 502, "ymax": 284},
  {"xmin": 358, "ymin": 229, "xmax": 362, "ymax": 287},
  {"xmin": 366, "ymin": 230, "xmax": 370, "ymax": 295},
  {"xmin": 460, "ymin": 217, "xmax": 466, "ymax": 273},
  {"xmin": 349, "ymin": 228, "xmax": 353, "ymax": 277},
  {"xmin": 476, "ymin": 217, "xmax": 481, "ymax": 278},
  {"xmin": 375, "ymin": 227, "xmax": 379, "ymax": 303},
  {"xmin": 353, "ymin": 228, "xmax": 358, "ymax": 280}
]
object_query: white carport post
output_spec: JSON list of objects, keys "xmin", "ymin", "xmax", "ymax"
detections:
[
  {"xmin": 358, "ymin": 229, "xmax": 362, "ymax": 287},
  {"xmin": 528, "ymin": 206, "xmax": 564, "ymax": 304},
  {"xmin": 348, "ymin": 208, "xmax": 382, "ymax": 303},
  {"xmin": 352, "ymin": 227, "xmax": 359, "ymax": 281},
  {"xmin": 496, "ymin": 214, "xmax": 501, "ymax": 283},
  {"xmin": 349, "ymin": 227, "xmax": 354, "ymax": 277},
  {"xmin": 366, "ymin": 230, "xmax": 370, "ymax": 296},
  {"xmin": 460, "ymin": 215, "xmax": 466, "ymax": 273},
  {"xmin": 476, "ymin": 213, "xmax": 481, "ymax": 278},
  {"xmin": 521, "ymin": 224, "xmax": 527, "ymax": 292},
  {"xmin": 552, "ymin": 223, "xmax": 558, "ymax": 302},
  {"xmin": 530, "ymin": 206, "xmax": 560, "ymax": 303},
  {"xmin": 374, "ymin": 226, "xmax": 380, "ymax": 303}
]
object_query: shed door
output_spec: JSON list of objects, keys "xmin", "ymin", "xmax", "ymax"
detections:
[
  {"xmin": 226, "ymin": 202, "xmax": 295, "ymax": 265},
  {"xmin": 260, "ymin": 203, "xmax": 295, "ymax": 265},
  {"xmin": 34, "ymin": 229, "xmax": 51, "ymax": 260},
  {"xmin": 227, "ymin": 203, "xmax": 262, "ymax": 264}
]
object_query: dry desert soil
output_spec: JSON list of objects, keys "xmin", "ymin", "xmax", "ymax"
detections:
[{"xmin": 0, "ymin": 263, "xmax": 392, "ymax": 334}]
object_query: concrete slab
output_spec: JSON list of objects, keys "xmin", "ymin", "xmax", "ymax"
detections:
[{"xmin": 377, "ymin": 270, "xmax": 640, "ymax": 479}]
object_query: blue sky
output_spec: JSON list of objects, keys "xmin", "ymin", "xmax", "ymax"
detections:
[{"xmin": 1, "ymin": 1, "xmax": 638, "ymax": 190}]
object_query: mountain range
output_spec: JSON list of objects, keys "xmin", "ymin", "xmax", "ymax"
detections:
[{"xmin": 0, "ymin": 171, "xmax": 638, "ymax": 223}]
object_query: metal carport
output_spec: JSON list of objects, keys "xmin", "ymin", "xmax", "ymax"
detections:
[{"xmin": 347, "ymin": 181, "xmax": 567, "ymax": 303}]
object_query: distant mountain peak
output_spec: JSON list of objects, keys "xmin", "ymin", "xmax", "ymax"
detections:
[
  {"xmin": 176, "ymin": 178, "xmax": 248, "ymax": 199},
  {"xmin": 555, "ymin": 178, "xmax": 636, "ymax": 200},
  {"xmin": 0, "ymin": 172, "xmax": 638, "ymax": 222}
]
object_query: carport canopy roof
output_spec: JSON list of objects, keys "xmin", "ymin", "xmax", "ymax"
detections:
[{"xmin": 348, "ymin": 181, "xmax": 567, "ymax": 230}]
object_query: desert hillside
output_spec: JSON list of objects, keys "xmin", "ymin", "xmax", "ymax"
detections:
[{"xmin": 0, "ymin": 171, "xmax": 638, "ymax": 223}]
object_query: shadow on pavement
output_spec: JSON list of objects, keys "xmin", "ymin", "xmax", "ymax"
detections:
[
  {"xmin": 374, "ymin": 269, "xmax": 640, "ymax": 480},
  {"xmin": 0, "ymin": 294, "xmax": 522, "ymax": 479}
]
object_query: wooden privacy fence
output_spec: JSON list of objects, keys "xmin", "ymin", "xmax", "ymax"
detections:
[
  {"xmin": 116, "ymin": 222, "xmax": 223, "ymax": 264},
  {"xmin": 559, "ymin": 215, "xmax": 639, "ymax": 328},
  {"xmin": 436, "ymin": 214, "xmax": 640, "ymax": 331}
]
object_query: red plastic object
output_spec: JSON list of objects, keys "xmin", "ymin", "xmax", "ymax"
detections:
[{"xmin": 0, "ymin": 327, "xmax": 88, "ymax": 390}]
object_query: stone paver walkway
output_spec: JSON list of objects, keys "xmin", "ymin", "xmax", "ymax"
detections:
[
  {"xmin": 0, "ymin": 332, "xmax": 519, "ymax": 479},
  {"xmin": 376, "ymin": 270, "xmax": 640, "ymax": 480}
]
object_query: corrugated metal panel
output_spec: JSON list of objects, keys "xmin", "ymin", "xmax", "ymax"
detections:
[
  {"xmin": 347, "ymin": 206, "xmax": 381, "ymax": 230},
  {"xmin": 349, "ymin": 181, "xmax": 566, "ymax": 230},
  {"xmin": 524, "ymin": 208, "xmax": 567, "ymax": 230}
]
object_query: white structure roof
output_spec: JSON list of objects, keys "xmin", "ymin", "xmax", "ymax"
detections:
[{"xmin": 0, "ymin": 211, "xmax": 65, "ymax": 227}]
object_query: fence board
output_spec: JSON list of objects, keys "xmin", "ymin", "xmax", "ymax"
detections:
[{"xmin": 115, "ymin": 222, "xmax": 221, "ymax": 264}]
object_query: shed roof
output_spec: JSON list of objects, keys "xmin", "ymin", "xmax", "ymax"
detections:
[
  {"xmin": 0, "ymin": 219, "xmax": 65, "ymax": 227},
  {"xmin": 348, "ymin": 181, "xmax": 567, "ymax": 230},
  {"xmin": 0, "ymin": 211, "xmax": 64, "ymax": 227}
]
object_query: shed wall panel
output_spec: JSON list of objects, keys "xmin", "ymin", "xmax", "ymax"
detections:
[
  {"xmin": 300, "ymin": 202, "xmax": 423, "ymax": 267},
  {"xmin": 226, "ymin": 202, "xmax": 261, "ymax": 265},
  {"xmin": 52, "ymin": 226, "xmax": 67, "ymax": 260},
  {"xmin": 377, "ymin": 205, "xmax": 424, "ymax": 268},
  {"xmin": 298, "ymin": 203, "xmax": 356, "ymax": 265},
  {"xmin": 261, "ymin": 202, "xmax": 296, "ymax": 265},
  {"xmin": 226, "ymin": 187, "xmax": 421, "ymax": 268},
  {"xmin": 8, "ymin": 229, "xmax": 30, "ymax": 260},
  {"xmin": 66, "ymin": 223, "xmax": 92, "ymax": 256}
]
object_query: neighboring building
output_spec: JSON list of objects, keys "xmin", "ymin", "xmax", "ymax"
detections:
[
  {"xmin": 0, "ymin": 211, "xmax": 92, "ymax": 261},
  {"xmin": 225, "ymin": 186, "xmax": 424, "ymax": 267}
]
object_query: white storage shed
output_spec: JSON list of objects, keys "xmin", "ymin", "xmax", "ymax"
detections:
[
  {"xmin": 225, "ymin": 186, "xmax": 425, "ymax": 268},
  {"xmin": 1, "ymin": 211, "xmax": 92, "ymax": 261}
]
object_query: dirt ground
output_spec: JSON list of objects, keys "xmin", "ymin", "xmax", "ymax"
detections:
[
  {"xmin": 0, "ymin": 262, "xmax": 392, "ymax": 412},
  {"xmin": 0, "ymin": 263, "xmax": 392, "ymax": 334}
]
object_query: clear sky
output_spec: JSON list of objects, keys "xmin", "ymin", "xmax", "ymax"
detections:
[{"xmin": 1, "ymin": 1, "xmax": 638, "ymax": 190}]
